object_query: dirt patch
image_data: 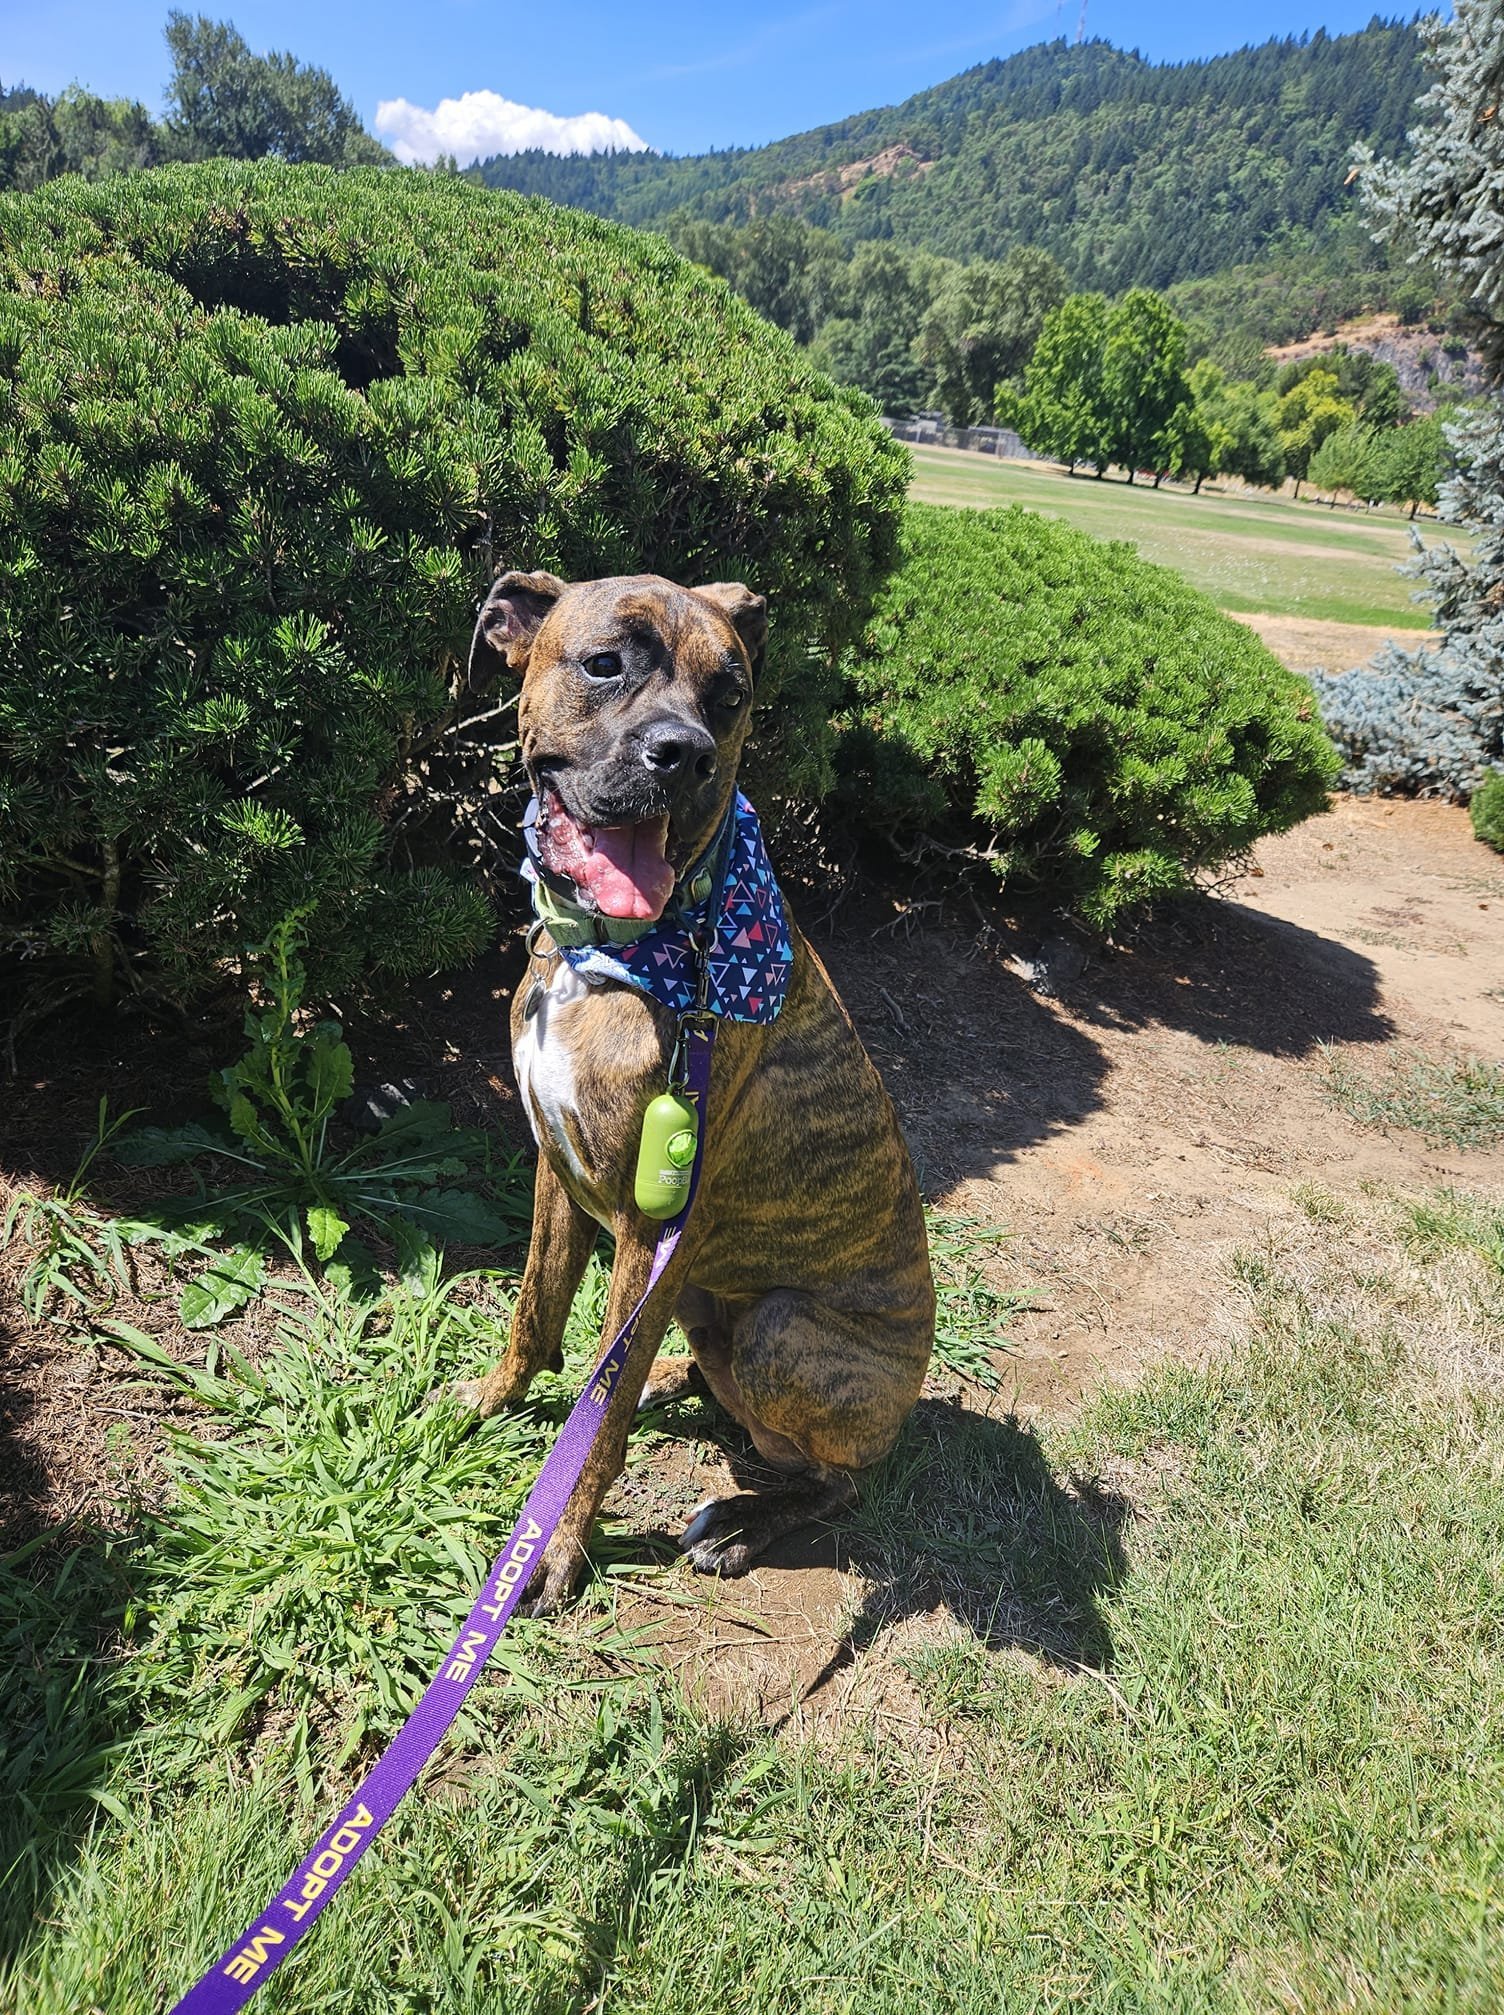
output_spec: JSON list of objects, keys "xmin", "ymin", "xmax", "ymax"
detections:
[
  {"xmin": 1230, "ymin": 609, "xmax": 1437, "ymax": 673},
  {"xmin": 781, "ymin": 143, "xmax": 933, "ymax": 204}
]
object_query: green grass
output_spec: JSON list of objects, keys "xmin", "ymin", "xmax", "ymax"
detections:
[
  {"xmin": 5, "ymin": 1191, "xmax": 1504, "ymax": 2011},
  {"xmin": 1321, "ymin": 1045, "xmax": 1504, "ymax": 1152},
  {"xmin": 925, "ymin": 1211, "xmax": 1028, "ymax": 1388},
  {"xmin": 908, "ymin": 444, "xmax": 1456, "ymax": 629}
]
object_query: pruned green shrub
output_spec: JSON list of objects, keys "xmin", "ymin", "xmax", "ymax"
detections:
[
  {"xmin": 0, "ymin": 160, "xmax": 905, "ymax": 1008},
  {"xmin": 1472, "ymin": 770, "xmax": 1504, "ymax": 852},
  {"xmin": 837, "ymin": 502, "xmax": 1338, "ymax": 925}
]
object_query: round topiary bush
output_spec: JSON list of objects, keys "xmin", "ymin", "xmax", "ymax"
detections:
[
  {"xmin": 0, "ymin": 161, "xmax": 905, "ymax": 1008},
  {"xmin": 837, "ymin": 502, "xmax": 1339, "ymax": 925}
]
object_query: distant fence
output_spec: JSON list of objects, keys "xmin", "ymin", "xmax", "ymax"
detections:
[{"xmin": 884, "ymin": 416, "xmax": 1041, "ymax": 460}]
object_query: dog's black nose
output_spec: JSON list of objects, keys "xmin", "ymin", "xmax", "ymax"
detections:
[{"xmin": 639, "ymin": 718, "xmax": 717, "ymax": 783}]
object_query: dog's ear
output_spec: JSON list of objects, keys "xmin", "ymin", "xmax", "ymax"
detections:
[
  {"xmin": 469, "ymin": 569, "xmax": 567, "ymax": 688},
  {"xmin": 694, "ymin": 582, "xmax": 768, "ymax": 682}
]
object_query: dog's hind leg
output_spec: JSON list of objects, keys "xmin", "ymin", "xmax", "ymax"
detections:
[
  {"xmin": 677, "ymin": 1288, "xmax": 927, "ymax": 1576},
  {"xmin": 454, "ymin": 1155, "xmax": 596, "ymax": 1417}
]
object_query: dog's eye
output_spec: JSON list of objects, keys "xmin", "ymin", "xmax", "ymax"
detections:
[
  {"xmin": 720, "ymin": 687, "xmax": 744, "ymax": 710},
  {"xmin": 581, "ymin": 651, "xmax": 622, "ymax": 681}
]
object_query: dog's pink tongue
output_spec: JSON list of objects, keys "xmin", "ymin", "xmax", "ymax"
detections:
[{"xmin": 576, "ymin": 818, "xmax": 675, "ymax": 921}]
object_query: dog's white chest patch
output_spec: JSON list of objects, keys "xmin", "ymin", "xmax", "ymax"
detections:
[{"xmin": 513, "ymin": 961, "xmax": 600, "ymax": 1199}]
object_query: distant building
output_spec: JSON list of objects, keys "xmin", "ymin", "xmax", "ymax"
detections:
[{"xmin": 884, "ymin": 416, "xmax": 1038, "ymax": 460}]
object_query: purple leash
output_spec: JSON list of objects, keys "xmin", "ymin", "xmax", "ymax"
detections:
[{"xmin": 168, "ymin": 1020, "xmax": 716, "ymax": 2015}]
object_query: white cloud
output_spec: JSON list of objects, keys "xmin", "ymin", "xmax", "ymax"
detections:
[{"xmin": 374, "ymin": 90, "xmax": 651, "ymax": 167}]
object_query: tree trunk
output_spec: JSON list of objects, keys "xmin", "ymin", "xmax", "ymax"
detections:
[
  {"xmin": 1193, "ymin": 472, "xmax": 1205, "ymax": 495},
  {"xmin": 92, "ymin": 832, "xmax": 120, "ymax": 1009}
]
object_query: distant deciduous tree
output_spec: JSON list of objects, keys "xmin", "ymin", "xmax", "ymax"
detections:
[
  {"xmin": 1275, "ymin": 345, "xmax": 1407, "ymax": 428},
  {"xmin": 807, "ymin": 243, "xmax": 945, "ymax": 416},
  {"xmin": 1011, "ymin": 293, "xmax": 1114, "ymax": 472},
  {"xmin": 1102, "ymin": 287, "xmax": 1191, "ymax": 482},
  {"xmin": 1184, "ymin": 361, "xmax": 1287, "ymax": 490},
  {"xmin": 917, "ymin": 246, "xmax": 1067, "ymax": 425},
  {"xmin": 1276, "ymin": 367, "xmax": 1356, "ymax": 496},
  {"xmin": 672, "ymin": 213, "xmax": 845, "ymax": 347},
  {"xmin": 1307, "ymin": 421, "xmax": 1380, "ymax": 504},
  {"xmin": 1, "ymin": 82, "xmax": 168, "ymax": 191},
  {"xmin": 1375, "ymin": 413, "xmax": 1449, "ymax": 518},
  {"xmin": 1012, "ymin": 287, "xmax": 1196, "ymax": 482}
]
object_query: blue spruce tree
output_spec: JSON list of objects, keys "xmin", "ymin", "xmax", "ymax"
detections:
[{"xmin": 1314, "ymin": 0, "xmax": 1504, "ymax": 797}]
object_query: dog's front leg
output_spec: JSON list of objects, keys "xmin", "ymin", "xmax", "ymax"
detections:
[
  {"xmin": 456, "ymin": 1154, "xmax": 596, "ymax": 1417},
  {"xmin": 525, "ymin": 1215, "xmax": 692, "ymax": 1614}
]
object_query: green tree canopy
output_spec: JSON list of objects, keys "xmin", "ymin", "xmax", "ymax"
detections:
[
  {"xmin": 1275, "ymin": 344, "xmax": 1408, "ymax": 427},
  {"xmin": 1102, "ymin": 287, "xmax": 1192, "ymax": 482},
  {"xmin": 1177, "ymin": 359, "xmax": 1287, "ymax": 491},
  {"xmin": 1011, "ymin": 287, "xmax": 1195, "ymax": 482},
  {"xmin": 1011, "ymin": 292, "xmax": 1114, "ymax": 472},
  {"xmin": 1306, "ymin": 421, "xmax": 1381, "ymax": 504},
  {"xmin": 1375, "ymin": 414, "xmax": 1449, "ymax": 518},
  {"xmin": 1276, "ymin": 367, "xmax": 1356, "ymax": 493},
  {"xmin": 164, "ymin": 11, "xmax": 391, "ymax": 166},
  {"xmin": 1, "ymin": 82, "xmax": 165, "ymax": 191},
  {"xmin": 670, "ymin": 212, "xmax": 846, "ymax": 347},
  {"xmin": 807, "ymin": 242, "xmax": 945, "ymax": 416},
  {"xmin": 916, "ymin": 246, "xmax": 1067, "ymax": 426}
]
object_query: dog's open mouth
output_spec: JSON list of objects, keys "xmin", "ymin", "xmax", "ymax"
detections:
[{"xmin": 538, "ymin": 789, "xmax": 675, "ymax": 921}]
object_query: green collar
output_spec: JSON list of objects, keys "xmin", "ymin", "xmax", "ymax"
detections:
[{"xmin": 525, "ymin": 815, "xmax": 722, "ymax": 951}]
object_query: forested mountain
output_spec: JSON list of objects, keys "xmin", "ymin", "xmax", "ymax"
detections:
[{"xmin": 474, "ymin": 22, "xmax": 1425, "ymax": 296}]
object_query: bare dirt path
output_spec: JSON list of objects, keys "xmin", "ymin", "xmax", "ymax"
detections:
[
  {"xmin": 873, "ymin": 796, "xmax": 1504, "ymax": 1419},
  {"xmin": 1230, "ymin": 609, "xmax": 1434, "ymax": 673}
]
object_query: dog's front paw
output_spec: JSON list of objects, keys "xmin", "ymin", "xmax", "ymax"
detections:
[
  {"xmin": 679, "ymin": 1497, "xmax": 758, "ymax": 1578},
  {"xmin": 520, "ymin": 1537, "xmax": 588, "ymax": 1616},
  {"xmin": 446, "ymin": 1375, "xmax": 499, "ymax": 1417},
  {"xmin": 445, "ymin": 1360, "xmax": 552, "ymax": 1418}
]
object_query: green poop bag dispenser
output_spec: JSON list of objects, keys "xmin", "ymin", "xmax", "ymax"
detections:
[{"xmin": 634, "ymin": 1090, "xmax": 698, "ymax": 1219}]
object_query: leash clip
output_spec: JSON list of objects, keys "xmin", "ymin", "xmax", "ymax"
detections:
[{"xmin": 668, "ymin": 925, "xmax": 716, "ymax": 1093}]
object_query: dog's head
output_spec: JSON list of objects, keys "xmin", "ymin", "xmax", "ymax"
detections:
[{"xmin": 469, "ymin": 570, "xmax": 766, "ymax": 923}]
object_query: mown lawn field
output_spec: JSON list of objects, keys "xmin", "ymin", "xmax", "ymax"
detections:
[{"xmin": 907, "ymin": 444, "xmax": 1456, "ymax": 629}]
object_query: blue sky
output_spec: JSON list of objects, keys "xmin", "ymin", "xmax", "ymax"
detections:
[{"xmin": 6, "ymin": 2, "xmax": 1424, "ymax": 159}]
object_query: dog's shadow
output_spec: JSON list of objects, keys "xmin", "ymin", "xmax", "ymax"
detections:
[{"xmin": 641, "ymin": 1392, "xmax": 1127, "ymax": 1702}]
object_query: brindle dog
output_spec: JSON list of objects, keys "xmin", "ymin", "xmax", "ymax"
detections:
[{"xmin": 459, "ymin": 567, "xmax": 934, "ymax": 1612}]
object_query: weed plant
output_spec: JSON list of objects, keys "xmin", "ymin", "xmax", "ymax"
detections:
[
  {"xmin": 1472, "ymin": 769, "xmax": 1504, "ymax": 851},
  {"xmin": 2, "ymin": 912, "xmax": 526, "ymax": 1333},
  {"xmin": 113, "ymin": 915, "xmax": 525, "ymax": 1322},
  {"xmin": 925, "ymin": 1212, "xmax": 1027, "ymax": 1387},
  {"xmin": 1321, "ymin": 1043, "xmax": 1504, "ymax": 1151}
]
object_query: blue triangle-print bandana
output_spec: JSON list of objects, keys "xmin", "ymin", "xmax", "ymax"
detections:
[{"xmin": 523, "ymin": 791, "xmax": 792, "ymax": 1023}]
